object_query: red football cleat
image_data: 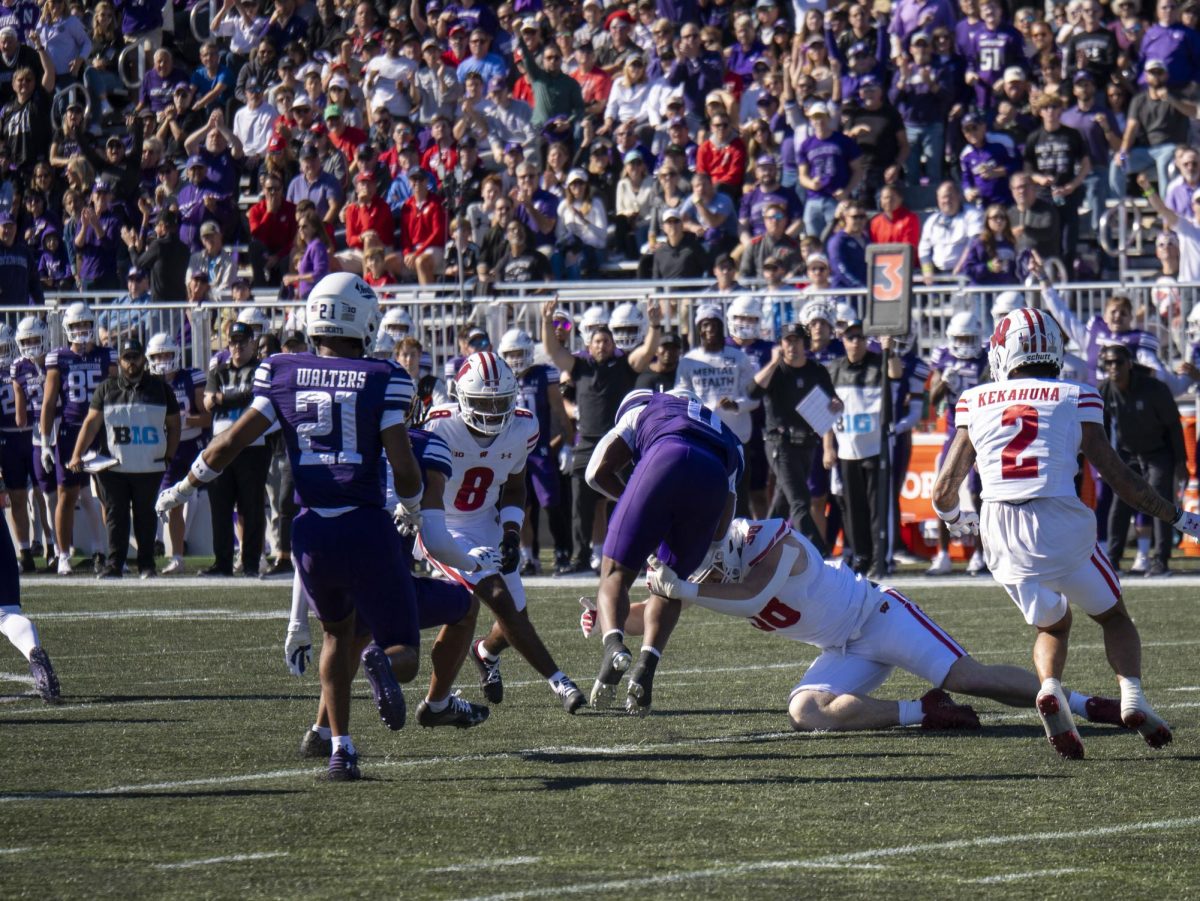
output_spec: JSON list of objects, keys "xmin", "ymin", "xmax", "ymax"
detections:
[
  {"xmin": 920, "ymin": 688, "xmax": 981, "ymax": 730},
  {"xmin": 1122, "ymin": 706, "xmax": 1174, "ymax": 749},
  {"xmin": 1083, "ymin": 695, "xmax": 1124, "ymax": 727},
  {"xmin": 1037, "ymin": 690, "xmax": 1085, "ymax": 760}
]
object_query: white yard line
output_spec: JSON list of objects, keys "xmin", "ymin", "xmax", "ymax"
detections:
[
  {"xmin": 970, "ymin": 867, "xmax": 1080, "ymax": 884},
  {"xmin": 0, "ymin": 672, "xmax": 35, "ymax": 685},
  {"xmin": 429, "ymin": 857, "xmax": 541, "ymax": 874},
  {"xmin": 0, "ymin": 848, "xmax": 31, "ymax": 855},
  {"xmin": 34, "ymin": 609, "xmax": 288, "ymax": 621},
  {"xmin": 153, "ymin": 852, "xmax": 288, "ymax": 870},
  {"xmin": 447, "ymin": 817, "xmax": 1200, "ymax": 901}
]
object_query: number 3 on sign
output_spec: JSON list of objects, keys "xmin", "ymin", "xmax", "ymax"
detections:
[{"xmin": 872, "ymin": 253, "xmax": 905, "ymax": 303}]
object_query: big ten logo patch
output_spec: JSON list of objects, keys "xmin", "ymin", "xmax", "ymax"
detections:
[{"xmin": 112, "ymin": 425, "xmax": 160, "ymax": 445}]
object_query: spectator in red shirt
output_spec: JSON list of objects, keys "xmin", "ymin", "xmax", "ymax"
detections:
[
  {"xmin": 572, "ymin": 39, "xmax": 612, "ymax": 119},
  {"xmin": 868, "ymin": 184, "xmax": 920, "ymax": 249},
  {"xmin": 696, "ymin": 113, "xmax": 748, "ymax": 204},
  {"xmin": 340, "ymin": 170, "xmax": 396, "ymax": 273},
  {"xmin": 420, "ymin": 114, "xmax": 459, "ymax": 185},
  {"xmin": 246, "ymin": 174, "xmax": 297, "ymax": 287},
  {"xmin": 398, "ymin": 168, "xmax": 447, "ymax": 284},
  {"xmin": 323, "ymin": 103, "xmax": 367, "ymax": 161}
]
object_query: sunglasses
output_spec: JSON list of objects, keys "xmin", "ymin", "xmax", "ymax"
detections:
[
  {"xmin": 844, "ymin": 332, "xmax": 866, "ymax": 341},
  {"xmin": 1100, "ymin": 358, "xmax": 1127, "ymax": 367}
]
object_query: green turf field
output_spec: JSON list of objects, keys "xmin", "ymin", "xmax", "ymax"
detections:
[{"xmin": 2, "ymin": 576, "xmax": 1199, "ymax": 899}]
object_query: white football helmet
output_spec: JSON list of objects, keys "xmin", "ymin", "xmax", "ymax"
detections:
[
  {"xmin": 891, "ymin": 327, "xmax": 916, "ymax": 356},
  {"xmin": 0, "ymin": 324, "xmax": 15, "ymax": 369},
  {"xmin": 1188, "ymin": 302, "xmax": 1200, "ymax": 345},
  {"xmin": 692, "ymin": 518, "xmax": 789, "ymax": 584},
  {"xmin": 610, "ymin": 302, "xmax": 647, "ymax": 350},
  {"xmin": 236, "ymin": 306, "xmax": 271, "ymax": 337},
  {"xmin": 305, "ymin": 273, "xmax": 379, "ymax": 346},
  {"xmin": 800, "ymin": 299, "xmax": 836, "ymax": 328},
  {"xmin": 579, "ymin": 305, "xmax": 610, "ymax": 344},
  {"xmin": 946, "ymin": 311, "xmax": 983, "ymax": 360},
  {"xmin": 727, "ymin": 295, "xmax": 762, "ymax": 340},
  {"xmin": 380, "ymin": 306, "xmax": 414, "ymax": 339},
  {"xmin": 498, "ymin": 328, "xmax": 535, "ymax": 375},
  {"xmin": 62, "ymin": 301, "xmax": 95, "ymax": 346},
  {"xmin": 455, "ymin": 351, "xmax": 518, "ymax": 435},
  {"xmin": 146, "ymin": 332, "xmax": 180, "ymax": 375},
  {"xmin": 15, "ymin": 316, "xmax": 48, "ymax": 360},
  {"xmin": 990, "ymin": 290, "xmax": 1025, "ymax": 321},
  {"xmin": 667, "ymin": 387, "xmax": 702, "ymax": 404},
  {"xmin": 987, "ymin": 308, "xmax": 1064, "ymax": 382},
  {"xmin": 371, "ymin": 331, "xmax": 396, "ymax": 360}
]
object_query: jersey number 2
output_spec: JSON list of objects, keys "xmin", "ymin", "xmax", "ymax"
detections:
[
  {"xmin": 454, "ymin": 466, "xmax": 495, "ymax": 511},
  {"xmin": 1000, "ymin": 404, "xmax": 1038, "ymax": 479}
]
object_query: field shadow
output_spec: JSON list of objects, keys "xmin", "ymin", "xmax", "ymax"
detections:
[
  {"xmin": 520, "ymin": 750, "xmax": 942, "ymax": 765},
  {"xmin": 0, "ymin": 718, "xmax": 187, "ymax": 726},
  {"xmin": 83, "ymin": 693, "xmax": 313, "ymax": 704},
  {"xmin": 505, "ymin": 772, "xmax": 1065, "ymax": 792}
]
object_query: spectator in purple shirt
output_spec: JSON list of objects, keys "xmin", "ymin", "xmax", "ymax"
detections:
[
  {"xmin": 283, "ymin": 209, "xmax": 331, "ymax": 299},
  {"xmin": 138, "ymin": 48, "xmax": 189, "ymax": 115},
  {"xmin": 889, "ymin": 0, "xmax": 957, "ymax": 49},
  {"xmin": 958, "ymin": 111, "xmax": 1018, "ymax": 208},
  {"xmin": 964, "ymin": 1, "xmax": 1023, "ymax": 110},
  {"xmin": 1061, "ymin": 71, "xmax": 1118, "ymax": 232},
  {"xmin": 286, "ymin": 143, "xmax": 344, "ymax": 228},
  {"xmin": 667, "ymin": 22, "xmax": 723, "ymax": 119},
  {"xmin": 725, "ymin": 13, "xmax": 765, "ymax": 86},
  {"xmin": 113, "ymin": 0, "xmax": 164, "ymax": 49},
  {"xmin": 178, "ymin": 155, "xmax": 233, "ymax": 250},
  {"xmin": 1165, "ymin": 146, "xmax": 1200, "ymax": 217},
  {"xmin": 1139, "ymin": 0, "xmax": 1200, "ymax": 88},
  {"xmin": 512, "ymin": 159, "xmax": 558, "ymax": 250},
  {"xmin": 738, "ymin": 154, "xmax": 802, "ymax": 242},
  {"xmin": 73, "ymin": 180, "xmax": 123, "ymax": 290},
  {"xmin": 796, "ymin": 102, "xmax": 865, "ymax": 239}
]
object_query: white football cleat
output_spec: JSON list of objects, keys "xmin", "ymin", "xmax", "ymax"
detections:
[
  {"xmin": 162, "ymin": 557, "xmax": 185, "ymax": 575},
  {"xmin": 1036, "ymin": 686, "xmax": 1085, "ymax": 759},
  {"xmin": 1128, "ymin": 550, "xmax": 1149, "ymax": 575},
  {"xmin": 1122, "ymin": 699, "xmax": 1173, "ymax": 749},
  {"xmin": 56, "ymin": 554, "xmax": 73, "ymax": 576},
  {"xmin": 925, "ymin": 551, "xmax": 952, "ymax": 576},
  {"xmin": 966, "ymin": 549, "xmax": 987, "ymax": 575}
]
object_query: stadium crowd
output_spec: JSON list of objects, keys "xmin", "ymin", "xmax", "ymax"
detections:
[{"xmin": 0, "ymin": 0, "xmax": 1196, "ymax": 582}]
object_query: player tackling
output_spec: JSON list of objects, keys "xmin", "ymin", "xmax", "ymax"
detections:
[{"xmin": 932, "ymin": 308, "xmax": 1200, "ymax": 758}]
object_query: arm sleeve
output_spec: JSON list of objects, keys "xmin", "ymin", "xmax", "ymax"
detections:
[
  {"xmin": 689, "ymin": 543, "xmax": 800, "ymax": 617},
  {"xmin": 418, "ymin": 508, "xmax": 479, "ymax": 571}
]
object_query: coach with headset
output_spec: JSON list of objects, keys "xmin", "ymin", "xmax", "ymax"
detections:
[{"xmin": 68, "ymin": 338, "xmax": 180, "ymax": 578}]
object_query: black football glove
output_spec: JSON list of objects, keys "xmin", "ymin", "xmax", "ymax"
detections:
[{"xmin": 499, "ymin": 529, "xmax": 521, "ymax": 574}]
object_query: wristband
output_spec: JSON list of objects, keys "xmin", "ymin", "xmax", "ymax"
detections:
[
  {"xmin": 173, "ymin": 477, "xmax": 198, "ymax": 498},
  {"xmin": 500, "ymin": 505, "xmax": 524, "ymax": 529},
  {"xmin": 1173, "ymin": 506, "xmax": 1187, "ymax": 527},
  {"xmin": 189, "ymin": 455, "xmax": 222, "ymax": 484},
  {"xmin": 932, "ymin": 502, "xmax": 960, "ymax": 524},
  {"xmin": 397, "ymin": 491, "xmax": 422, "ymax": 512}
]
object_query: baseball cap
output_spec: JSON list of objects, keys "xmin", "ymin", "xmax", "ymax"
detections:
[
  {"xmin": 309, "ymin": 122, "xmax": 328, "ymax": 137},
  {"xmin": 354, "ymin": 170, "xmax": 376, "ymax": 183},
  {"xmin": 661, "ymin": 207, "xmax": 682, "ymax": 221},
  {"xmin": 858, "ymin": 74, "xmax": 881, "ymax": 90},
  {"xmin": 622, "ymin": 149, "xmax": 643, "ymax": 164},
  {"xmin": 106, "ymin": 134, "xmax": 125, "ymax": 148},
  {"xmin": 186, "ymin": 154, "xmax": 206, "ymax": 169},
  {"xmin": 695, "ymin": 303, "xmax": 723, "ymax": 323},
  {"xmin": 466, "ymin": 327, "xmax": 490, "ymax": 348},
  {"xmin": 756, "ymin": 153, "xmax": 777, "ymax": 167},
  {"xmin": 962, "ymin": 111, "xmax": 985, "ymax": 127},
  {"xmin": 188, "ymin": 267, "xmax": 210, "ymax": 282},
  {"xmin": 780, "ymin": 321, "xmax": 809, "ymax": 339},
  {"xmin": 843, "ymin": 317, "xmax": 865, "ymax": 333},
  {"xmin": 92, "ymin": 177, "xmax": 113, "ymax": 193},
  {"xmin": 1072, "ymin": 70, "xmax": 1095, "ymax": 83},
  {"xmin": 910, "ymin": 30, "xmax": 930, "ymax": 43},
  {"xmin": 806, "ymin": 101, "xmax": 831, "ymax": 118},
  {"xmin": 668, "ymin": 115, "xmax": 687, "ymax": 128},
  {"xmin": 324, "ymin": 103, "xmax": 342, "ymax": 119},
  {"xmin": 488, "ymin": 75, "xmax": 507, "ymax": 93},
  {"xmin": 267, "ymin": 134, "xmax": 287, "ymax": 153},
  {"xmin": 805, "ymin": 33, "xmax": 824, "ymax": 46},
  {"xmin": 200, "ymin": 221, "xmax": 220, "ymax": 236},
  {"xmin": 246, "ymin": 78, "xmax": 263, "ymax": 93},
  {"xmin": 422, "ymin": 36, "xmax": 440, "ymax": 50},
  {"xmin": 520, "ymin": 15, "xmax": 539, "ymax": 30},
  {"xmin": 755, "ymin": 0, "xmax": 775, "ymax": 8},
  {"xmin": 299, "ymin": 142, "xmax": 319, "ymax": 158},
  {"xmin": 806, "ymin": 251, "xmax": 829, "ymax": 266},
  {"xmin": 329, "ymin": 74, "xmax": 350, "ymax": 90},
  {"xmin": 292, "ymin": 92, "xmax": 312, "ymax": 108},
  {"xmin": 127, "ymin": 266, "xmax": 146, "ymax": 279},
  {"xmin": 1003, "ymin": 66, "xmax": 1026, "ymax": 83},
  {"xmin": 230, "ymin": 275, "xmax": 251, "ymax": 289},
  {"xmin": 1145, "ymin": 58, "xmax": 1167, "ymax": 72},
  {"xmin": 659, "ymin": 331, "xmax": 682, "ymax": 347},
  {"xmin": 120, "ymin": 337, "xmax": 145, "ymax": 358},
  {"xmin": 504, "ymin": 142, "xmax": 524, "ymax": 154},
  {"xmin": 566, "ymin": 168, "xmax": 588, "ymax": 185},
  {"xmin": 228, "ymin": 322, "xmax": 253, "ymax": 343}
]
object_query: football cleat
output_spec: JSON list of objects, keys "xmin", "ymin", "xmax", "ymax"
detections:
[
  {"xmin": 299, "ymin": 729, "xmax": 332, "ymax": 758},
  {"xmin": 27, "ymin": 647, "xmax": 60, "ymax": 703},
  {"xmin": 1122, "ymin": 702, "xmax": 1173, "ymax": 749},
  {"xmin": 625, "ymin": 652, "xmax": 658, "ymax": 717},
  {"xmin": 1083, "ymin": 695, "xmax": 1125, "ymax": 727},
  {"xmin": 555, "ymin": 677, "xmax": 586, "ymax": 714},
  {"xmin": 416, "ymin": 693, "xmax": 490, "ymax": 728},
  {"xmin": 162, "ymin": 557, "xmax": 186, "ymax": 575},
  {"xmin": 920, "ymin": 688, "xmax": 980, "ymax": 730},
  {"xmin": 965, "ymin": 550, "xmax": 988, "ymax": 576},
  {"xmin": 590, "ymin": 639, "xmax": 632, "ymax": 708},
  {"xmin": 19, "ymin": 549, "xmax": 34, "ymax": 574},
  {"xmin": 56, "ymin": 555, "xmax": 72, "ymax": 576},
  {"xmin": 924, "ymin": 551, "xmax": 952, "ymax": 576},
  {"xmin": 1128, "ymin": 550, "xmax": 1149, "ymax": 575},
  {"xmin": 470, "ymin": 639, "xmax": 504, "ymax": 704},
  {"xmin": 327, "ymin": 747, "xmax": 361, "ymax": 782},
  {"xmin": 92, "ymin": 552, "xmax": 105, "ymax": 575},
  {"xmin": 1036, "ymin": 688, "xmax": 1085, "ymax": 759},
  {"xmin": 360, "ymin": 644, "xmax": 406, "ymax": 730}
]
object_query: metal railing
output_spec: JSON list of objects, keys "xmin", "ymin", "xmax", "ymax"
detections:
[{"xmin": 20, "ymin": 277, "xmax": 1200, "ymax": 385}]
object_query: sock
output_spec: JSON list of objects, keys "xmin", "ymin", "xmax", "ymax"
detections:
[
  {"xmin": 18, "ymin": 541, "xmax": 29, "ymax": 551},
  {"xmin": 520, "ymin": 547, "xmax": 532, "ymax": 563},
  {"xmin": 602, "ymin": 630, "xmax": 625, "ymax": 647},
  {"xmin": 591, "ymin": 542, "xmax": 601, "ymax": 558},
  {"xmin": 1136, "ymin": 536, "xmax": 1150, "ymax": 556},
  {"xmin": 1040, "ymin": 677, "xmax": 1063, "ymax": 698},
  {"xmin": 332, "ymin": 734, "xmax": 355, "ymax": 755},
  {"xmin": 424, "ymin": 695, "xmax": 450, "ymax": 712},
  {"xmin": 0, "ymin": 606, "xmax": 39, "ymax": 658},
  {"xmin": 547, "ymin": 670, "xmax": 566, "ymax": 689},
  {"xmin": 1118, "ymin": 675, "xmax": 1144, "ymax": 715},
  {"xmin": 476, "ymin": 639, "xmax": 499, "ymax": 663},
  {"xmin": 171, "ymin": 554, "xmax": 183, "ymax": 565},
  {"xmin": 313, "ymin": 725, "xmax": 331, "ymax": 740},
  {"xmin": 1067, "ymin": 691, "xmax": 1089, "ymax": 718},
  {"xmin": 641, "ymin": 646, "xmax": 662, "ymax": 659},
  {"xmin": 898, "ymin": 699, "xmax": 924, "ymax": 726}
]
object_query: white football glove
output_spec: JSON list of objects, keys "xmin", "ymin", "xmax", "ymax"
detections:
[
  {"xmin": 941, "ymin": 509, "xmax": 980, "ymax": 538},
  {"xmin": 943, "ymin": 369, "xmax": 961, "ymax": 394},
  {"xmin": 40, "ymin": 445, "xmax": 55, "ymax": 475},
  {"xmin": 1173, "ymin": 507, "xmax": 1200, "ymax": 540},
  {"xmin": 578, "ymin": 596, "xmax": 597, "ymax": 638},
  {"xmin": 393, "ymin": 504, "xmax": 422, "ymax": 537},
  {"xmin": 646, "ymin": 557, "xmax": 697, "ymax": 601},
  {"xmin": 558, "ymin": 445, "xmax": 573, "ymax": 474},
  {"xmin": 284, "ymin": 620, "xmax": 312, "ymax": 676},
  {"xmin": 155, "ymin": 481, "xmax": 195, "ymax": 521},
  {"xmin": 467, "ymin": 546, "xmax": 501, "ymax": 573}
]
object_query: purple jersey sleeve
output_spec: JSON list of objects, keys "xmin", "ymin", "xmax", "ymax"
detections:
[{"xmin": 631, "ymin": 393, "xmax": 744, "ymax": 482}]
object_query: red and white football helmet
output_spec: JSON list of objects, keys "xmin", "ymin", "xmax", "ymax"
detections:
[
  {"xmin": 692, "ymin": 518, "xmax": 790, "ymax": 584},
  {"xmin": 987, "ymin": 308, "xmax": 1064, "ymax": 382},
  {"xmin": 456, "ymin": 351, "xmax": 518, "ymax": 435}
]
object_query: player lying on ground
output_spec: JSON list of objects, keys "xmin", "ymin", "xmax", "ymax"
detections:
[
  {"xmin": 632, "ymin": 518, "xmax": 1126, "ymax": 732},
  {"xmin": 158, "ymin": 274, "xmax": 425, "ymax": 781},
  {"xmin": 583, "ymin": 386, "xmax": 741, "ymax": 715},
  {"xmin": 933, "ymin": 307, "xmax": 1200, "ymax": 758}
]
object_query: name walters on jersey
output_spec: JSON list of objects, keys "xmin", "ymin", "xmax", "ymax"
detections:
[
  {"xmin": 955, "ymin": 378, "xmax": 1103, "ymax": 502},
  {"xmin": 424, "ymin": 402, "xmax": 539, "ymax": 524}
]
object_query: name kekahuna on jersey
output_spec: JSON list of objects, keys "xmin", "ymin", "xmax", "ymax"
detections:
[
  {"xmin": 295, "ymin": 368, "xmax": 369, "ymax": 389},
  {"xmin": 973, "ymin": 386, "xmax": 1062, "ymax": 407}
]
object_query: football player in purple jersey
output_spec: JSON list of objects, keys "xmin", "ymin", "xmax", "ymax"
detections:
[
  {"xmin": 158, "ymin": 273, "xmax": 426, "ymax": 782},
  {"xmin": 0, "ymin": 325, "xmax": 36, "ymax": 573},
  {"xmin": 11, "ymin": 316, "xmax": 57, "ymax": 572},
  {"xmin": 40, "ymin": 303, "xmax": 115, "ymax": 576}
]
